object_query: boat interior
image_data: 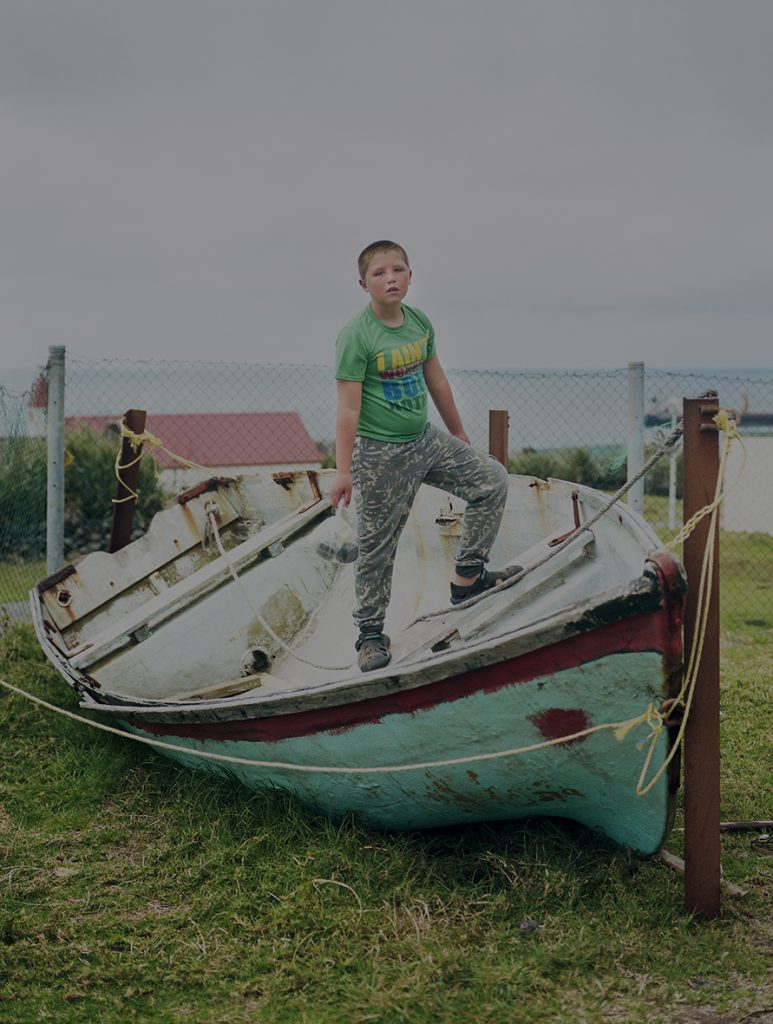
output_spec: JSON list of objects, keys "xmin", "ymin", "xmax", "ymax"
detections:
[{"xmin": 34, "ymin": 468, "xmax": 662, "ymax": 705}]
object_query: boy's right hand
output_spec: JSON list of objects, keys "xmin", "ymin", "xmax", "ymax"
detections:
[{"xmin": 330, "ymin": 471, "xmax": 353, "ymax": 508}]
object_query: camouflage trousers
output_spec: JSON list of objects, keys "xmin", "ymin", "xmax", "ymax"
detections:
[{"xmin": 351, "ymin": 423, "xmax": 509, "ymax": 633}]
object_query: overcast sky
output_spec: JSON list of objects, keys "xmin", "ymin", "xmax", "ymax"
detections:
[{"xmin": 2, "ymin": 0, "xmax": 772, "ymax": 380}]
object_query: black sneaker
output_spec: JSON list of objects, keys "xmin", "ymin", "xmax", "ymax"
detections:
[
  {"xmin": 450, "ymin": 565, "xmax": 524, "ymax": 605},
  {"xmin": 355, "ymin": 632, "xmax": 391, "ymax": 672}
]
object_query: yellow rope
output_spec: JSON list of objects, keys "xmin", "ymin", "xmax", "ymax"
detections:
[
  {"xmin": 633, "ymin": 410, "xmax": 740, "ymax": 795},
  {"xmin": 112, "ymin": 423, "xmax": 209, "ymax": 504},
  {"xmin": 5, "ymin": 414, "xmax": 739, "ymax": 791}
]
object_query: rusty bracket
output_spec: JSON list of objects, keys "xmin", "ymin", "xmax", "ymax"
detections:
[
  {"xmin": 548, "ymin": 491, "xmax": 582, "ymax": 547},
  {"xmin": 178, "ymin": 477, "xmax": 236, "ymax": 505},
  {"xmin": 698, "ymin": 400, "xmax": 720, "ymax": 431},
  {"xmin": 37, "ymin": 563, "xmax": 77, "ymax": 595}
]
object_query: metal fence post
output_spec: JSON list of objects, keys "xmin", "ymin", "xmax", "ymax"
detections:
[
  {"xmin": 488, "ymin": 410, "xmax": 509, "ymax": 468},
  {"xmin": 46, "ymin": 346, "xmax": 66, "ymax": 573},
  {"xmin": 627, "ymin": 361, "xmax": 644, "ymax": 512},
  {"xmin": 682, "ymin": 392, "xmax": 721, "ymax": 918}
]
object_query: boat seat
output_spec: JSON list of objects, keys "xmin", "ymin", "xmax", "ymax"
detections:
[
  {"xmin": 165, "ymin": 669, "xmax": 291, "ymax": 703},
  {"xmin": 391, "ymin": 529, "xmax": 595, "ymax": 665}
]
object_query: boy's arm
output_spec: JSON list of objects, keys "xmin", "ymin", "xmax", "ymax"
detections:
[
  {"xmin": 331, "ymin": 379, "xmax": 362, "ymax": 507},
  {"xmin": 423, "ymin": 356, "xmax": 470, "ymax": 444}
]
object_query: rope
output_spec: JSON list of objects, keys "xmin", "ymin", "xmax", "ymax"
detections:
[
  {"xmin": 634, "ymin": 409, "xmax": 742, "ymax": 795},
  {"xmin": 0, "ymin": 675, "xmax": 665, "ymax": 775},
  {"xmin": 408, "ymin": 419, "xmax": 685, "ymax": 625},
  {"xmin": 8, "ymin": 408, "xmax": 734, "ymax": 793},
  {"xmin": 112, "ymin": 423, "xmax": 209, "ymax": 504}
]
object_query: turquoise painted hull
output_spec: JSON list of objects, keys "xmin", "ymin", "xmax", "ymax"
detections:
[
  {"xmin": 126, "ymin": 647, "xmax": 673, "ymax": 852},
  {"xmin": 33, "ymin": 469, "xmax": 685, "ymax": 855}
]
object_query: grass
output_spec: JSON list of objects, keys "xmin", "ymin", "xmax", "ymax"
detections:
[
  {"xmin": 1, "ymin": 609, "xmax": 771, "ymax": 1024},
  {"xmin": 0, "ymin": 558, "xmax": 45, "ymax": 604}
]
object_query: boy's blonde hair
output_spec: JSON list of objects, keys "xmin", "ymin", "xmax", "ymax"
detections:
[{"xmin": 357, "ymin": 240, "xmax": 410, "ymax": 279}]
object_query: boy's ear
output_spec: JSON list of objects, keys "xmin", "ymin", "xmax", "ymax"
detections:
[{"xmin": 358, "ymin": 277, "xmax": 368, "ymax": 292}]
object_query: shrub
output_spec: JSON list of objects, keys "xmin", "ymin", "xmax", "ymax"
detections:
[
  {"xmin": 509, "ymin": 444, "xmax": 680, "ymax": 498},
  {"xmin": 63, "ymin": 428, "xmax": 168, "ymax": 556},
  {"xmin": 0, "ymin": 437, "xmax": 47, "ymax": 560},
  {"xmin": 0, "ymin": 429, "xmax": 168, "ymax": 561}
]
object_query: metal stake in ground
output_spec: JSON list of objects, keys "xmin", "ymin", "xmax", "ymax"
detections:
[
  {"xmin": 682, "ymin": 392, "xmax": 721, "ymax": 918},
  {"xmin": 109, "ymin": 409, "xmax": 147, "ymax": 553}
]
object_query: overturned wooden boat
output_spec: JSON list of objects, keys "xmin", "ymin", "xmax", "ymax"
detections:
[{"xmin": 32, "ymin": 468, "xmax": 685, "ymax": 854}]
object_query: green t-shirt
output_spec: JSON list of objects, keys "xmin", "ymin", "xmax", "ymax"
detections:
[{"xmin": 335, "ymin": 304, "xmax": 436, "ymax": 443}]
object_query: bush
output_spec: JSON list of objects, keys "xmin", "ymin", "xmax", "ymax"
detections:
[
  {"xmin": 63, "ymin": 428, "xmax": 168, "ymax": 556},
  {"xmin": 0, "ymin": 429, "xmax": 168, "ymax": 561},
  {"xmin": 643, "ymin": 450, "xmax": 683, "ymax": 497},
  {"xmin": 508, "ymin": 444, "xmax": 677, "ymax": 497},
  {"xmin": 0, "ymin": 437, "xmax": 47, "ymax": 560}
]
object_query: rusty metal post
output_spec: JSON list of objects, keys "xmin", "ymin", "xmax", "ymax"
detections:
[
  {"xmin": 681, "ymin": 392, "xmax": 721, "ymax": 918},
  {"xmin": 488, "ymin": 410, "xmax": 509, "ymax": 468},
  {"xmin": 109, "ymin": 409, "xmax": 147, "ymax": 553}
]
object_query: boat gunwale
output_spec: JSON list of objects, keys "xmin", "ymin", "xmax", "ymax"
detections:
[{"xmin": 60, "ymin": 550, "xmax": 685, "ymax": 726}]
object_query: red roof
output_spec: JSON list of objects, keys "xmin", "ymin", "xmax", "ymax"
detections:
[
  {"xmin": 65, "ymin": 412, "xmax": 322, "ymax": 468},
  {"xmin": 29, "ymin": 373, "xmax": 48, "ymax": 408}
]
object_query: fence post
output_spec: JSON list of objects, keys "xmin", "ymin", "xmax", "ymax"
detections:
[
  {"xmin": 681, "ymin": 391, "xmax": 721, "ymax": 918},
  {"xmin": 627, "ymin": 361, "xmax": 645, "ymax": 512},
  {"xmin": 46, "ymin": 346, "xmax": 66, "ymax": 573},
  {"xmin": 488, "ymin": 410, "xmax": 509, "ymax": 468},
  {"xmin": 109, "ymin": 409, "xmax": 147, "ymax": 553},
  {"xmin": 668, "ymin": 401, "xmax": 679, "ymax": 530}
]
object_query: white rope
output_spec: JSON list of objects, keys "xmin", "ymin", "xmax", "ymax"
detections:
[
  {"xmin": 5, "ymin": 409, "xmax": 725, "ymax": 786},
  {"xmin": 205, "ymin": 502, "xmax": 355, "ymax": 673},
  {"xmin": 409, "ymin": 421, "xmax": 685, "ymax": 625}
]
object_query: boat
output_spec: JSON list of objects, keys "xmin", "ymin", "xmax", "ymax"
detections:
[{"xmin": 32, "ymin": 467, "xmax": 686, "ymax": 854}]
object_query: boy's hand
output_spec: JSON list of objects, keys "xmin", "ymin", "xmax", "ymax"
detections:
[{"xmin": 331, "ymin": 470, "xmax": 353, "ymax": 508}]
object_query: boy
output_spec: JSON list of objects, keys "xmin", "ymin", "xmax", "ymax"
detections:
[{"xmin": 331, "ymin": 240, "xmax": 519, "ymax": 672}]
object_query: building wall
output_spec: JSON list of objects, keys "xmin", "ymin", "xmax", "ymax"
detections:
[{"xmin": 722, "ymin": 435, "xmax": 773, "ymax": 536}]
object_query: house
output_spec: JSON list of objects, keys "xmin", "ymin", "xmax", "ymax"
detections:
[
  {"xmin": 26, "ymin": 373, "xmax": 47, "ymax": 437},
  {"xmin": 65, "ymin": 411, "xmax": 323, "ymax": 493}
]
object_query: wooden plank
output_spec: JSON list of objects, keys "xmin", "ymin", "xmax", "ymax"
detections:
[
  {"xmin": 67, "ymin": 497, "xmax": 332, "ymax": 671},
  {"xmin": 40, "ymin": 488, "xmax": 241, "ymax": 630},
  {"xmin": 166, "ymin": 670, "xmax": 290, "ymax": 703}
]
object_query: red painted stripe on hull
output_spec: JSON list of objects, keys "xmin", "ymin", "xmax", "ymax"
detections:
[{"xmin": 131, "ymin": 605, "xmax": 679, "ymax": 744}]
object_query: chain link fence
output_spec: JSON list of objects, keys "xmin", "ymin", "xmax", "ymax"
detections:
[{"xmin": 1, "ymin": 355, "xmax": 771, "ymax": 635}]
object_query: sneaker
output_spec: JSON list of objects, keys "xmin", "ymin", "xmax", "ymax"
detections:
[
  {"xmin": 355, "ymin": 632, "xmax": 392, "ymax": 672},
  {"xmin": 450, "ymin": 565, "xmax": 524, "ymax": 605}
]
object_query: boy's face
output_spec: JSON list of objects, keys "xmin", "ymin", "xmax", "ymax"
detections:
[{"xmin": 359, "ymin": 249, "xmax": 412, "ymax": 310}]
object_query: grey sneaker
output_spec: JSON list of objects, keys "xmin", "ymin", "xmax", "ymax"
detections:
[{"xmin": 355, "ymin": 632, "xmax": 391, "ymax": 672}]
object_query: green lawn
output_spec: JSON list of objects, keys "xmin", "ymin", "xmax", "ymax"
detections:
[
  {"xmin": 1, "ymin": 602, "xmax": 771, "ymax": 1023},
  {"xmin": 0, "ymin": 559, "xmax": 46, "ymax": 605}
]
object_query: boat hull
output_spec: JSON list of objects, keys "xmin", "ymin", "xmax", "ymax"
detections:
[
  {"xmin": 32, "ymin": 470, "xmax": 685, "ymax": 854},
  {"xmin": 120, "ymin": 603, "xmax": 680, "ymax": 853}
]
